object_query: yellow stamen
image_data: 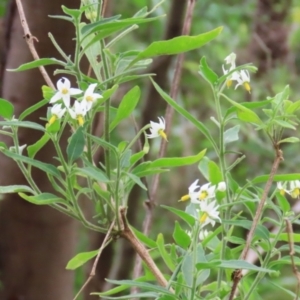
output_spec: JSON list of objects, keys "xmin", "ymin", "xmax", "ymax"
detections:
[
  {"xmin": 179, "ymin": 194, "xmax": 190, "ymax": 202},
  {"xmin": 279, "ymin": 189, "xmax": 285, "ymax": 196},
  {"xmin": 200, "ymin": 212, "xmax": 208, "ymax": 224},
  {"xmin": 86, "ymin": 95, "xmax": 93, "ymax": 102},
  {"xmin": 61, "ymin": 88, "xmax": 69, "ymax": 94},
  {"xmin": 199, "ymin": 191, "xmax": 208, "ymax": 200},
  {"xmin": 243, "ymin": 82, "xmax": 251, "ymax": 93},
  {"xmin": 49, "ymin": 115, "xmax": 57, "ymax": 125},
  {"xmin": 158, "ymin": 129, "xmax": 168, "ymax": 141},
  {"xmin": 226, "ymin": 79, "xmax": 233, "ymax": 88},
  {"xmin": 291, "ymin": 188, "xmax": 300, "ymax": 199},
  {"xmin": 77, "ymin": 115, "xmax": 84, "ymax": 126}
]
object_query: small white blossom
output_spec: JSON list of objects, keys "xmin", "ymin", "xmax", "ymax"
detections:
[
  {"xmin": 146, "ymin": 117, "xmax": 167, "ymax": 141},
  {"xmin": 50, "ymin": 77, "xmax": 82, "ymax": 108},
  {"xmin": 288, "ymin": 180, "xmax": 300, "ymax": 199},
  {"xmin": 217, "ymin": 182, "xmax": 227, "ymax": 192},
  {"xmin": 234, "ymin": 70, "xmax": 251, "ymax": 93},
  {"xmin": 198, "ymin": 200, "xmax": 221, "ymax": 228},
  {"xmin": 81, "ymin": 83, "xmax": 103, "ymax": 111},
  {"xmin": 69, "ymin": 101, "xmax": 88, "ymax": 126},
  {"xmin": 224, "ymin": 53, "xmax": 237, "ymax": 68},
  {"xmin": 180, "ymin": 179, "xmax": 200, "ymax": 203},
  {"xmin": 199, "ymin": 229, "xmax": 209, "ymax": 241},
  {"xmin": 9, "ymin": 144, "xmax": 27, "ymax": 155},
  {"xmin": 48, "ymin": 104, "xmax": 66, "ymax": 125},
  {"xmin": 277, "ymin": 181, "xmax": 288, "ymax": 196}
]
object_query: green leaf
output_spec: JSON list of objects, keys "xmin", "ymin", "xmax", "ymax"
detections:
[
  {"xmin": 278, "ymin": 137, "xmax": 300, "ymax": 144},
  {"xmin": 1, "ymin": 149, "xmax": 60, "ymax": 177},
  {"xmin": 8, "ymin": 58, "xmax": 65, "ymax": 72},
  {"xmin": 276, "ymin": 233, "xmax": 300, "ymax": 243},
  {"xmin": 151, "ymin": 79, "xmax": 217, "ymax": 149},
  {"xmin": 223, "ymin": 97, "xmax": 262, "ymax": 125},
  {"xmin": 161, "ymin": 205, "xmax": 195, "ymax": 226},
  {"xmin": 251, "ymin": 173, "xmax": 300, "ymax": 185},
  {"xmin": 131, "ymin": 27, "xmax": 222, "ymax": 66},
  {"xmin": 126, "ymin": 172, "xmax": 147, "ymax": 190},
  {"xmin": 131, "ymin": 226, "xmax": 157, "ymax": 248},
  {"xmin": 109, "ymin": 86, "xmax": 140, "ymax": 132},
  {"xmin": 27, "ymin": 133, "xmax": 50, "ymax": 158},
  {"xmin": 0, "ymin": 185, "xmax": 34, "ymax": 194},
  {"xmin": 199, "ymin": 57, "xmax": 218, "ymax": 85},
  {"xmin": 74, "ymin": 167, "xmax": 110, "ymax": 182},
  {"xmin": 150, "ymin": 149, "xmax": 206, "ymax": 168},
  {"xmin": 173, "ymin": 221, "xmax": 191, "ymax": 249},
  {"xmin": 66, "ymin": 249, "xmax": 98, "ymax": 270},
  {"xmin": 0, "ymin": 120, "xmax": 45, "ymax": 131},
  {"xmin": 61, "ymin": 5, "xmax": 82, "ymax": 19},
  {"xmin": 67, "ymin": 127, "xmax": 85, "ymax": 162},
  {"xmin": 19, "ymin": 192, "xmax": 64, "ymax": 205},
  {"xmin": 156, "ymin": 233, "xmax": 175, "ymax": 271},
  {"xmin": 275, "ymin": 192, "xmax": 290, "ymax": 213},
  {"xmin": 224, "ymin": 125, "xmax": 240, "ymax": 144},
  {"xmin": 19, "ymin": 98, "xmax": 49, "ymax": 121},
  {"xmin": 0, "ymin": 98, "xmax": 14, "ymax": 119},
  {"xmin": 208, "ymin": 160, "xmax": 223, "ymax": 185},
  {"xmin": 93, "ymin": 292, "xmax": 159, "ymax": 299}
]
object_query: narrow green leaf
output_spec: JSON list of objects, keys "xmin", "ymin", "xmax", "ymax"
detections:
[
  {"xmin": 131, "ymin": 27, "xmax": 222, "ymax": 66},
  {"xmin": 0, "ymin": 185, "xmax": 34, "ymax": 194},
  {"xmin": 223, "ymin": 97, "xmax": 262, "ymax": 125},
  {"xmin": 109, "ymin": 86, "xmax": 140, "ymax": 132},
  {"xmin": 93, "ymin": 292, "xmax": 159, "ymax": 299},
  {"xmin": 218, "ymin": 259, "xmax": 273, "ymax": 272},
  {"xmin": 208, "ymin": 160, "xmax": 223, "ymax": 185},
  {"xmin": 8, "ymin": 58, "xmax": 66, "ymax": 72},
  {"xmin": 66, "ymin": 249, "xmax": 98, "ymax": 270},
  {"xmin": 156, "ymin": 233, "xmax": 175, "ymax": 271},
  {"xmin": 19, "ymin": 98, "xmax": 49, "ymax": 121},
  {"xmin": 151, "ymin": 78, "xmax": 217, "ymax": 149},
  {"xmin": 19, "ymin": 192, "xmax": 64, "ymax": 205},
  {"xmin": 150, "ymin": 149, "xmax": 206, "ymax": 168},
  {"xmin": 274, "ymin": 119, "xmax": 296, "ymax": 130},
  {"xmin": 161, "ymin": 205, "xmax": 195, "ymax": 227},
  {"xmin": 27, "ymin": 133, "xmax": 50, "ymax": 158},
  {"xmin": 0, "ymin": 120, "xmax": 45, "ymax": 131},
  {"xmin": 275, "ymin": 192, "xmax": 290, "ymax": 213},
  {"xmin": 1, "ymin": 149, "xmax": 60, "ymax": 177},
  {"xmin": 173, "ymin": 221, "xmax": 191, "ymax": 249},
  {"xmin": 126, "ymin": 172, "xmax": 147, "ymax": 190},
  {"xmin": 251, "ymin": 173, "xmax": 300, "ymax": 185},
  {"xmin": 131, "ymin": 226, "xmax": 157, "ymax": 248},
  {"xmin": 277, "ymin": 233, "xmax": 300, "ymax": 243},
  {"xmin": 74, "ymin": 167, "xmax": 110, "ymax": 182},
  {"xmin": 199, "ymin": 57, "xmax": 218, "ymax": 85},
  {"xmin": 67, "ymin": 127, "xmax": 85, "ymax": 162},
  {"xmin": 224, "ymin": 125, "xmax": 240, "ymax": 144},
  {"xmin": 278, "ymin": 137, "xmax": 300, "ymax": 144},
  {"xmin": 61, "ymin": 5, "xmax": 82, "ymax": 19},
  {"xmin": 0, "ymin": 98, "xmax": 14, "ymax": 119}
]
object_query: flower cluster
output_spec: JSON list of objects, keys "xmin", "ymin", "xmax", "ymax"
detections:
[
  {"xmin": 180, "ymin": 179, "xmax": 226, "ymax": 231},
  {"xmin": 48, "ymin": 78, "xmax": 103, "ymax": 126},
  {"xmin": 222, "ymin": 53, "xmax": 251, "ymax": 93},
  {"xmin": 277, "ymin": 181, "xmax": 300, "ymax": 198}
]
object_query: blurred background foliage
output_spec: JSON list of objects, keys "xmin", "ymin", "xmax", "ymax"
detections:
[{"xmin": 1, "ymin": 0, "xmax": 300, "ymax": 299}]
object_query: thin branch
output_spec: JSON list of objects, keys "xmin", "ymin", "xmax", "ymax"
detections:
[
  {"xmin": 229, "ymin": 146, "xmax": 283, "ymax": 300},
  {"xmin": 119, "ymin": 207, "xmax": 170, "ymax": 288},
  {"xmin": 285, "ymin": 219, "xmax": 300, "ymax": 300},
  {"xmin": 15, "ymin": 0, "xmax": 55, "ymax": 89},
  {"xmin": 72, "ymin": 220, "xmax": 115, "ymax": 300}
]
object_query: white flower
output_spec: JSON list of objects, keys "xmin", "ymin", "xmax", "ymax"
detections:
[
  {"xmin": 180, "ymin": 179, "xmax": 200, "ymax": 203},
  {"xmin": 198, "ymin": 200, "xmax": 221, "ymax": 227},
  {"xmin": 288, "ymin": 180, "xmax": 300, "ymax": 199},
  {"xmin": 69, "ymin": 101, "xmax": 88, "ymax": 126},
  {"xmin": 234, "ymin": 70, "xmax": 251, "ymax": 93},
  {"xmin": 50, "ymin": 77, "xmax": 82, "ymax": 108},
  {"xmin": 9, "ymin": 144, "xmax": 27, "ymax": 155},
  {"xmin": 48, "ymin": 104, "xmax": 66, "ymax": 125},
  {"xmin": 224, "ymin": 53, "xmax": 237, "ymax": 68},
  {"xmin": 217, "ymin": 182, "xmax": 227, "ymax": 192},
  {"xmin": 146, "ymin": 117, "xmax": 167, "ymax": 141},
  {"xmin": 196, "ymin": 183, "xmax": 216, "ymax": 201},
  {"xmin": 277, "ymin": 181, "xmax": 288, "ymax": 196},
  {"xmin": 81, "ymin": 83, "xmax": 103, "ymax": 111},
  {"xmin": 199, "ymin": 229, "xmax": 209, "ymax": 241}
]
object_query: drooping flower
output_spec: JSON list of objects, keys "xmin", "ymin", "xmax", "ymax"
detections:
[
  {"xmin": 289, "ymin": 180, "xmax": 300, "ymax": 199},
  {"xmin": 199, "ymin": 229, "xmax": 209, "ymax": 241},
  {"xmin": 224, "ymin": 53, "xmax": 237, "ymax": 68},
  {"xmin": 48, "ymin": 104, "xmax": 66, "ymax": 125},
  {"xmin": 69, "ymin": 101, "xmax": 88, "ymax": 126},
  {"xmin": 81, "ymin": 83, "xmax": 103, "ymax": 111},
  {"xmin": 50, "ymin": 77, "xmax": 82, "ymax": 108},
  {"xmin": 277, "ymin": 181, "xmax": 288, "ymax": 196},
  {"xmin": 198, "ymin": 200, "xmax": 221, "ymax": 228},
  {"xmin": 9, "ymin": 144, "xmax": 27, "ymax": 155},
  {"xmin": 234, "ymin": 70, "xmax": 251, "ymax": 93},
  {"xmin": 222, "ymin": 53, "xmax": 238, "ymax": 88},
  {"xmin": 180, "ymin": 179, "xmax": 200, "ymax": 203},
  {"xmin": 146, "ymin": 117, "xmax": 167, "ymax": 141}
]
